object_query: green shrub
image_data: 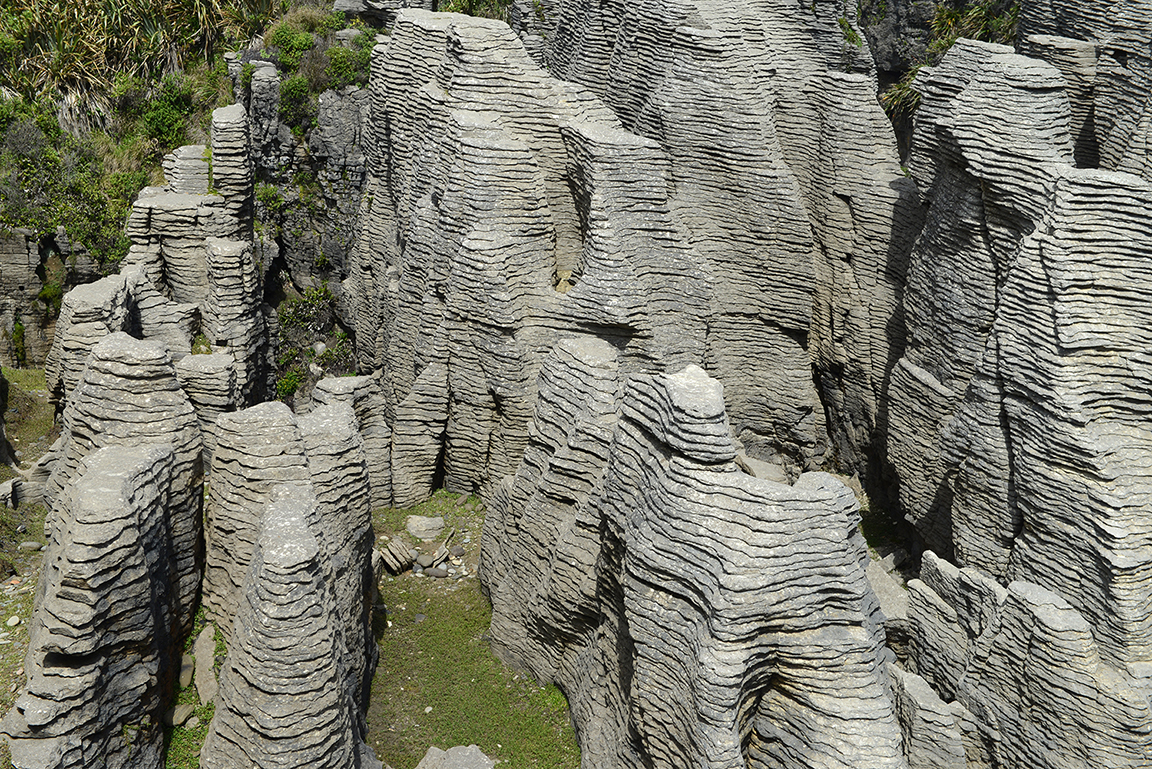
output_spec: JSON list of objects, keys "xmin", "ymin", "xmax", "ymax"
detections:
[
  {"xmin": 10, "ymin": 318, "xmax": 25, "ymax": 367},
  {"xmin": 141, "ymin": 73, "xmax": 194, "ymax": 147},
  {"xmin": 256, "ymin": 182, "xmax": 285, "ymax": 213},
  {"xmin": 36, "ymin": 281, "xmax": 62, "ymax": 316},
  {"xmin": 240, "ymin": 62, "xmax": 256, "ymax": 91},
  {"xmin": 275, "ymin": 368, "xmax": 304, "ymax": 399},
  {"xmin": 325, "ymin": 33, "xmax": 373, "ymax": 90},
  {"xmin": 882, "ymin": 0, "xmax": 1019, "ymax": 117},
  {"xmin": 839, "ymin": 16, "xmax": 862, "ymax": 46},
  {"xmin": 278, "ymin": 74, "xmax": 314, "ymax": 128},
  {"xmin": 268, "ymin": 22, "xmax": 315, "ymax": 71}
]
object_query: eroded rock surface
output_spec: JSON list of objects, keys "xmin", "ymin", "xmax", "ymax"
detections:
[
  {"xmin": 482, "ymin": 340, "xmax": 904, "ymax": 768},
  {"xmin": 1, "ymin": 446, "xmax": 179, "ymax": 769}
]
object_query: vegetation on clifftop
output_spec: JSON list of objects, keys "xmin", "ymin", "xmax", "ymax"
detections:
[{"xmin": 880, "ymin": 0, "xmax": 1020, "ymax": 118}]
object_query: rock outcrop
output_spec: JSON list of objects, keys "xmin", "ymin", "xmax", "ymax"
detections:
[
  {"xmin": 200, "ymin": 485, "xmax": 374, "ymax": 769},
  {"xmin": 202, "ymin": 401, "xmax": 310, "ymax": 639},
  {"xmin": 46, "ymin": 333, "xmax": 203, "ymax": 633},
  {"xmin": 1, "ymin": 445, "xmax": 180, "ymax": 769},
  {"xmin": 482, "ymin": 340, "xmax": 905, "ymax": 768}
]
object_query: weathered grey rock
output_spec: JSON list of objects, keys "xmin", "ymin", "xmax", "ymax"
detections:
[
  {"xmin": 210, "ymin": 104, "xmax": 254, "ymax": 235},
  {"xmin": 193, "ymin": 624, "xmax": 219, "ymax": 706},
  {"xmin": 175, "ymin": 352, "xmax": 237, "ymax": 465},
  {"xmin": 125, "ymin": 192, "xmax": 236, "ymax": 307},
  {"xmin": 44, "ymin": 274, "xmax": 134, "ymax": 406},
  {"xmin": 163, "ymin": 145, "xmax": 210, "ymax": 195},
  {"xmin": 202, "ymin": 238, "xmax": 270, "ymax": 405},
  {"xmin": 1, "ymin": 446, "xmax": 178, "ymax": 769},
  {"xmin": 46, "ymin": 332, "xmax": 203, "ymax": 633},
  {"xmin": 203, "ymin": 401, "xmax": 309, "ymax": 640},
  {"xmin": 0, "ymin": 229, "xmax": 56, "ymax": 367},
  {"xmin": 907, "ymin": 552, "xmax": 1152, "ymax": 767},
  {"xmin": 299, "ymin": 403, "xmax": 376, "ymax": 713},
  {"xmin": 313, "ymin": 374, "xmax": 392, "ymax": 507},
  {"xmin": 482, "ymin": 341, "xmax": 903, "ymax": 768},
  {"xmin": 415, "ymin": 745, "xmax": 495, "ymax": 769},
  {"xmin": 406, "ymin": 515, "xmax": 444, "ymax": 541},
  {"xmin": 200, "ymin": 487, "xmax": 365, "ymax": 769}
]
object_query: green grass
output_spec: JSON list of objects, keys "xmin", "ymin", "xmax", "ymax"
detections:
[
  {"xmin": 1, "ymin": 367, "xmax": 54, "ymax": 482},
  {"xmin": 369, "ymin": 491, "xmax": 579, "ymax": 769},
  {"xmin": 369, "ymin": 578, "xmax": 579, "ymax": 768},
  {"xmin": 164, "ymin": 606, "xmax": 226, "ymax": 769}
]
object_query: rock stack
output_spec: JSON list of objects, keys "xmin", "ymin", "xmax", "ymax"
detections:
[
  {"xmin": 200, "ymin": 487, "xmax": 365, "ymax": 769},
  {"xmin": 1, "ymin": 446, "xmax": 180, "ymax": 769},
  {"xmin": 203, "ymin": 237, "xmax": 271, "ymax": 406},
  {"xmin": 175, "ymin": 352, "xmax": 237, "ymax": 465},
  {"xmin": 202, "ymin": 401, "xmax": 310, "ymax": 639},
  {"xmin": 162, "ymin": 145, "xmax": 211, "ymax": 195},
  {"xmin": 312, "ymin": 374, "xmax": 393, "ymax": 508},
  {"xmin": 46, "ymin": 333, "xmax": 203, "ymax": 633},
  {"xmin": 482, "ymin": 342, "xmax": 904, "ymax": 768},
  {"xmin": 209, "ymin": 104, "xmax": 254, "ymax": 235}
]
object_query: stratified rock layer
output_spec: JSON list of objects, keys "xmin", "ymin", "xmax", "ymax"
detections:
[
  {"xmin": 1, "ymin": 446, "xmax": 178, "ymax": 769},
  {"xmin": 200, "ymin": 486, "xmax": 362, "ymax": 769},
  {"xmin": 46, "ymin": 333, "xmax": 203, "ymax": 634},
  {"xmin": 482, "ymin": 340, "xmax": 904, "ymax": 769},
  {"xmin": 202, "ymin": 401, "xmax": 309, "ymax": 640}
]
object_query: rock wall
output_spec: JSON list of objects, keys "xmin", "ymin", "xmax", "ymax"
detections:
[
  {"xmin": 1, "ymin": 445, "xmax": 180, "ymax": 768},
  {"xmin": 481, "ymin": 340, "xmax": 906, "ymax": 769}
]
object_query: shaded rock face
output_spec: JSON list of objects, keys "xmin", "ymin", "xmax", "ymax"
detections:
[
  {"xmin": 1, "ymin": 445, "xmax": 179, "ymax": 769},
  {"xmin": 350, "ymin": 5, "xmax": 912, "ymax": 506},
  {"xmin": 905, "ymin": 553, "xmax": 1152, "ymax": 767},
  {"xmin": 46, "ymin": 333, "xmax": 203, "ymax": 635},
  {"xmin": 201, "ymin": 405, "xmax": 378, "ymax": 768},
  {"xmin": 200, "ymin": 486, "xmax": 363, "ymax": 769},
  {"xmin": 481, "ymin": 340, "xmax": 904, "ymax": 769}
]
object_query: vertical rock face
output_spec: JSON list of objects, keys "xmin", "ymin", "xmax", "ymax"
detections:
[
  {"xmin": 46, "ymin": 333, "xmax": 203, "ymax": 633},
  {"xmin": 174, "ymin": 353, "xmax": 237, "ymax": 466},
  {"xmin": 200, "ymin": 486, "xmax": 361, "ymax": 769},
  {"xmin": 350, "ymin": 10, "xmax": 718, "ymax": 499},
  {"xmin": 210, "ymin": 104, "xmax": 254, "ymax": 235},
  {"xmin": 0, "ymin": 229, "xmax": 54, "ymax": 367},
  {"xmin": 906, "ymin": 553, "xmax": 1152, "ymax": 767},
  {"xmin": 203, "ymin": 237, "xmax": 271, "ymax": 406},
  {"xmin": 482, "ymin": 340, "xmax": 904, "ymax": 769},
  {"xmin": 1, "ymin": 445, "xmax": 178, "ymax": 769},
  {"xmin": 532, "ymin": 0, "xmax": 919, "ymax": 475},
  {"xmin": 312, "ymin": 374, "xmax": 393, "ymax": 509},
  {"xmin": 298, "ymin": 403, "xmax": 377, "ymax": 713},
  {"xmin": 202, "ymin": 401, "xmax": 310, "ymax": 640}
]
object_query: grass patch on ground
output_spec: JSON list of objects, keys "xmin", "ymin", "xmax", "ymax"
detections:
[
  {"xmin": 369, "ymin": 491, "xmax": 580, "ymax": 769},
  {"xmin": 164, "ymin": 606, "xmax": 226, "ymax": 769},
  {"xmin": 1, "ymin": 367, "xmax": 55, "ymax": 483}
]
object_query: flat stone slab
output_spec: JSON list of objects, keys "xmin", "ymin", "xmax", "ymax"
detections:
[{"xmin": 406, "ymin": 515, "xmax": 445, "ymax": 541}]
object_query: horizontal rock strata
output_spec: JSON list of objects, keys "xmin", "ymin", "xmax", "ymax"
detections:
[
  {"xmin": 1, "ymin": 446, "xmax": 178, "ymax": 769},
  {"xmin": 482, "ymin": 340, "xmax": 904, "ymax": 768},
  {"xmin": 46, "ymin": 333, "xmax": 203, "ymax": 633}
]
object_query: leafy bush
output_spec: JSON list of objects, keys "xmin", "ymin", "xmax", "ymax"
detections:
[
  {"xmin": 279, "ymin": 74, "xmax": 315, "ymax": 129},
  {"xmin": 141, "ymin": 74, "xmax": 194, "ymax": 148},
  {"xmin": 882, "ymin": 0, "xmax": 1019, "ymax": 117},
  {"xmin": 325, "ymin": 31, "xmax": 374, "ymax": 90},
  {"xmin": 275, "ymin": 368, "xmax": 305, "ymax": 399},
  {"xmin": 438, "ymin": 0, "xmax": 513, "ymax": 22}
]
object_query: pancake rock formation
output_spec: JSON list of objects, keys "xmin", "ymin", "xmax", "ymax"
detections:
[{"xmin": 481, "ymin": 340, "xmax": 905, "ymax": 768}]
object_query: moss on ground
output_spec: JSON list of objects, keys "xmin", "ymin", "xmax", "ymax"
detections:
[{"xmin": 369, "ymin": 491, "xmax": 580, "ymax": 768}]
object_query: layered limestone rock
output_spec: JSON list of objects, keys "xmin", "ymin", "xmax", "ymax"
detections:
[
  {"xmin": 312, "ymin": 374, "xmax": 392, "ymax": 508},
  {"xmin": 1, "ymin": 445, "xmax": 179, "ymax": 769},
  {"xmin": 0, "ymin": 229, "xmax": 54, "ymax": 367},
  {"xmin": 532, "ymin": 0, "xmax": 918, "ymax": 474},
  {"xmin": 45, "ymin": 333, "xmax": 203, "ymax": 633},
  {"xmin": 175, "ymin": 353, "xmax": 237, "ymax": 465},
  {"xmin": 202, "ymin": 401, "xmax": 310, "ymax": 640},
  {"xmin": 482, "ymin": 341, "xmax": 905, "ymax": 768},
  {"xmin": 200, "ymin": 485, "xmax": 376, "ymax": 769},
  {"xmin": 162, "ymin": 145, "xmax": 210, "ymax": 195},
  {"xmin": 905, "ymin": 552, "xmax": 1152, "ymax": 768},
  {"xmin": 210, "ymin": 104, "xmax": 254, "ymax": 234},
  {"xmin": 44, "ymin": 274, "xmax": 134, "ymax": 406},
  {"xmin": 203, "ymin": 237, "xmax": 271, "ymax": 406},
  {"xmin": 298, "ymin": 403, "xmax": 376, "ymax": 712}
]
